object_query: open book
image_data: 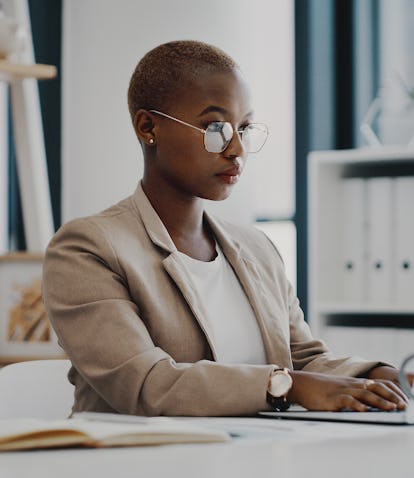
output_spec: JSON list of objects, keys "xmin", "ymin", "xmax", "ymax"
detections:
[{"xmin": 0, "ymin": 414, "xmax": 230, "ymax": 451}]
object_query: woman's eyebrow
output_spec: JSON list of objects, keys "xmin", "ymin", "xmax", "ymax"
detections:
[
  {"xmin": 197, "ymin": 105, "xmax": 254, "ymax": 118},
  {"xmin": 197, "ymin": 105, "xmax": 229, "ymax": 116}
]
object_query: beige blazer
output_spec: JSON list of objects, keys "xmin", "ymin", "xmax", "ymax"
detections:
[{"xmin": 43, "ymin": 183, "xmax": 379, "ymax": 416}]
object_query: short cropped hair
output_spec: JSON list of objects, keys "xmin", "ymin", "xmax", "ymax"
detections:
[{"xmin": 127, "ymin": 40, "xmax": 238, "ymax": 122}]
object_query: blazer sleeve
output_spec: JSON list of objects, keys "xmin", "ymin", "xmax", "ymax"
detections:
[
  {"xmin": 43, "ymin": 219, "xmax": 276, "ymax": 417},
  {"xmin": 259, "ymin": 232, "xmax": 383, "ymax": 377},
  {"xmin": 287, "ymin": 281, "xmax": 384, "ymax": 376}
]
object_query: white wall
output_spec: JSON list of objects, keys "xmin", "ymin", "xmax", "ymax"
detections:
[
  {"xmin": 378, "ymin": 0, "xmax": 414, "ymax": 145},
  {"xmin": 255, "ymin": 221, "xmax": 296, "ymax": 291},
  {"xmin": 380, "ymin": 0, "xmax": 414, "ymax": 86},
  {"xmin": 62, "ymin": 0, "xmax": 294, "ymax": 225}
]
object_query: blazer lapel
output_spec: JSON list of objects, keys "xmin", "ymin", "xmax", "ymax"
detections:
[
  {"xmin": 206, "ymin": 212, "xmax": 292, "ymax": 368},
  {"xmin": 132, "ymin": 183, "xmax": 218, "ymax": 360}
]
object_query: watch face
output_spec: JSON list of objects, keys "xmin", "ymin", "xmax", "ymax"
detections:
[{"xmin": 269, "ymin": 371, "xmax": 292, "ymax": 397}]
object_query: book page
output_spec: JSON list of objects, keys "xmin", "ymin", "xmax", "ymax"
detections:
[
  {"xmin": 0, "ymin": 419, "xmax": 88, "ymax": 450},
  {"xmin": 0, "ymin": 417, "xmax": 230, "ymax": 450},
  {"xmin": 69, "ymin": 419, "xmax": 230, "ymax": 446}
]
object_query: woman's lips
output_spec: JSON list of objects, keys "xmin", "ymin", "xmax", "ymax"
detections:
[{"xmin": 216, "ymin": 166, "xmax": 241, "ymax": 184}]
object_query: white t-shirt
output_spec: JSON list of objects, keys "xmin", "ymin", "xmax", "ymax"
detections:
[{"xmin": 177, "ymin": 245, "xmax": 267, "ymax": 364}]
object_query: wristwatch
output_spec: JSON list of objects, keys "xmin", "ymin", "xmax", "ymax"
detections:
[{"xmin": 266, "ymin": 367, "xmax": 293, "ymax": 411}]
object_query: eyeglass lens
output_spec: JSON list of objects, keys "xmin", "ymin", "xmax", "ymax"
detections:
[
  {"xmin": 204, "ymin": 122, "xmax": 268, "ymax": 153},
  {"xmin": 204, "ymin": 122, "xmax": 233, "ymax": 153},
  {"xmin": 242, "ymin": 124, "xmax": 268, "ymax": 153}
]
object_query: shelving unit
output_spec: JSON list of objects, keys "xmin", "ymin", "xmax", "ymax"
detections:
[
  {"xmin": 0, "ymin": 60, "xmax": 57, "ymax": 81},
  {"xmin": 0, "ymin": 0, "xmax": 61, "ymax": 365},
  {"xmin": 0, "ymin": 58, "xmax": 56, "ymax": 252},
  {"xmin": 308, "ymin": 147, "xmax": 414, "ymax": 366}
]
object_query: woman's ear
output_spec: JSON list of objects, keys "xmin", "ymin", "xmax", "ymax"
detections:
[{"xmin": 133, "ymin": 109, "xmax": 156, "ymax": 146}]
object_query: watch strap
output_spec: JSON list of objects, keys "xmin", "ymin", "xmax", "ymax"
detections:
[{"xmin": 266, "ymin": 391, "xmax": 291, "ymax": 411}]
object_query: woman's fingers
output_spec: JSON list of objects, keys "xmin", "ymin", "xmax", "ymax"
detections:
[
  {"xmin": 350, "ymin": 380, "xmax": 407, "ymax": 410},
  {"xmin": 366, "ymin": 380, "xmax": 408, "ymax": 408},
  {"xmin": 352, "ymin": 389, "xmax": 397, "ymax": 411},
  {"xmin": 335, "ymin": 394, "xmax": 368, "ymax": 412},
  {"xmin": 376, "ymin": 379, "xmax": 409, "ymax": 404},
  {"xmin": 290, "ymin": 371, "xmax": 410, "ymax": 412}
]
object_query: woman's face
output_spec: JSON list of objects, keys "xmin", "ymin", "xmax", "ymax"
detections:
[{"xmin": 149, "ymin": 68, "xmax": 253, "ymax": 202}]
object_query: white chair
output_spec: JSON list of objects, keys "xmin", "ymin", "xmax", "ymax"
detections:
[{"xmin": 0, "ymin": 359, "xmax": 74, "ymax": 419}]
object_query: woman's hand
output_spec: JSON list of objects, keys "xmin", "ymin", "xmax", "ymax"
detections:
[
  {"xmin": 367, "ymin": 365, "xmax": 414, "ymax": 399},
  {"xmin": 288, "ymin": 370, "xmax": 408, "ymax": 412},
  {"xmin": 367, "ymin": 364, "xmax": 414, "ymax": 386}
]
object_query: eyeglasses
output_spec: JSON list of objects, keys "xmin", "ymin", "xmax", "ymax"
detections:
[{"xmin": 149, "ymin": 109, "xmax": 268, "ymax": 153}]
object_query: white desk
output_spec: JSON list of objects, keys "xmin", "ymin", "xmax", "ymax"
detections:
[{"xmin": 1, "ymin": 417, "xmax": 413, "ymax": 478}]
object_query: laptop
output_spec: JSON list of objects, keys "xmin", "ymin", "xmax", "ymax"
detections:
[{"xmin": 259, "ymin": 403, "xmax": 414, "ymax": 425}]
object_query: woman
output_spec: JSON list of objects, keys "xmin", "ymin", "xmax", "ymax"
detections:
[{"xmin": 43, "ymin": 40, "xmax": 409, "ymax": 416}]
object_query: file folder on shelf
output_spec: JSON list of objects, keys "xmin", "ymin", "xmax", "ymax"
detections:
[
  {"xmin": 366, "ymin": 177, "xmax": 393, "ymax": 303},
  {"xmin": 341, "ymin": 178, "xmax": 366, "ymax": 302},
  {"xmin": 394, "ymin": 176, "xmax": 414, "ymax": 305}
]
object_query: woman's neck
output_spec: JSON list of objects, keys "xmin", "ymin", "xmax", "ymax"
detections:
[{"xmin": 141, "ymin": 179, "xmax": 216, "ymax": 261}]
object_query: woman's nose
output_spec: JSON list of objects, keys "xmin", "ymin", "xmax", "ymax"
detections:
[{"xmin": 223, "ymin": 130, "xmax": 245, "ymax": 159}]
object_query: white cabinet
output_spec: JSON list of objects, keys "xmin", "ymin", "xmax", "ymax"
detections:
[{"xmin": 308, "ymin": 147, "xmax": 414, "ymax": 367}]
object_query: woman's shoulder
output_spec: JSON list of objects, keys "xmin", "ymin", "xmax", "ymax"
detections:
[{"xmin": 47, "ymin": 194, "xmax": 141, "ymax": 251}]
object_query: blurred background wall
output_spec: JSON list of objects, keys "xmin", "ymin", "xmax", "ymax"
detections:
[{"xmin": 61, "ymin": 0, "xmax": 294, "ymax": 226}]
